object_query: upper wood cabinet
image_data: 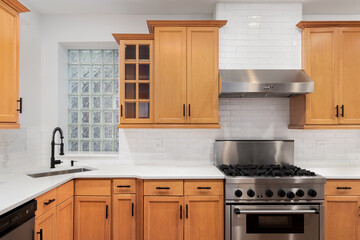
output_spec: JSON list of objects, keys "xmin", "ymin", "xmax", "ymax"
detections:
[
  {"xmin": 0, "ymin": 0, "xmax": 28, "ymax": 129},
  {"xmin": 113, "ymin": 20, "xmax": 226, "ymax": 129},
  {"xmin": 154, "ymin": 27, "xmax": 187, "ymax": 124},
  {"xmin": 290, "ymin": 21, "xmax": 360, "ymax": 129},
  {"xmin": 154, "ymin": 26, "xmax": 220, "ymax": 125},
  {"xmin": 186, "ymin": 27, "xmax": 219, "ymax": 124}
]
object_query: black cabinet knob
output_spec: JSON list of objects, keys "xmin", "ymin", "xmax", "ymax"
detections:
[
  {"xmin": 296, "ymin": 189, "xmax": 305, "ymax": 197},
  {"xmin": 265, "ymin": 189, "xmax": 273, "ymax": 197},
  {"xmin": 277, "ymin": 189, "xmax": 286, "ymax": 197},
  {"xmin": 247, "ymin": 189, "xmax": 255, "ymax": 197},
  {"xmin": 287, "ymin": 191, "xmax": 295, "ymax": 199},
  {"xmin": 234, "ymin": 189, "xmax": 243, "ymax": 197},
  {"xmin": 308, "ymin": 189, "xmax": 317, "ymax": 197}
]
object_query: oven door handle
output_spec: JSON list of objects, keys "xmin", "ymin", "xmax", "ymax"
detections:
[{"xmin": 234, "ymin": 209, "xmax": 319, "ymax": 215}]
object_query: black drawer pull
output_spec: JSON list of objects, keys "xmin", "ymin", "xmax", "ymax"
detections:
[
  {"xmin": 156, "ymin": 187, "xmax": 170, "ymax": 190},
  {"xmin": 197, "ymin": 187, "xmax": 211, "ymax": 190},
  {"xmin": 335, "ymin": 105, "xmax": 339, "ymax": 118},
  {"xmin": 117, "ymin": 185, "xmax": 131, "ymax": 188},
  {"xmin": 44, "ymin": 199, "xmax": 55, "ymax": 205},
  {"xmin": 132, "ymin": 203, "xmax": 134, "ymax": 217},
  {"xmin": 186, "ymin": 204, "xmax": 188, "ymax": 219},
  {"xmin": 37, "ymin": 229, "xmax": 43, "ymax": 240},
  {"xmin": 106, "ymin": 205, "xmax": 109, "ymax": 219},
  {"xmin": 337, "ymin": 187, "xmax": 352, "ymax": 190},
  {"xmin": 180, "ymin": 205, "xmax": 182, "ymax": 219},
  {"xmin": 17, "ymin": 98, "xmax": 22, "ymax": 114}
]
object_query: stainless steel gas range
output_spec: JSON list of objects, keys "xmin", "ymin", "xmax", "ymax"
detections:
[{"xmin": 215, "ymin": 140, "xmax": 326, "ymax": 240}]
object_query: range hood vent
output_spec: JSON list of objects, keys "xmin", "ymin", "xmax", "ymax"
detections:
[{"xmin": 219, "ymin": 69, "xmax": 314, "ymax": 98}]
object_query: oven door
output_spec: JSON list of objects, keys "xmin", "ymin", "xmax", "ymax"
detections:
[{"xmin": 230, "ymin": 204, "xmax": 323, "ymax": 240}]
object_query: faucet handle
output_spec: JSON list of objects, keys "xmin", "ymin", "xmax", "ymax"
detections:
[{"xmin": 71, "ymin": 160, "xmax": 77, "ymax": 167}]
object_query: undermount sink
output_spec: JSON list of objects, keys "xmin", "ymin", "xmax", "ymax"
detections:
[{"xmin": 27, "ymin": 168, "xmax": 93, "ymax": 178}]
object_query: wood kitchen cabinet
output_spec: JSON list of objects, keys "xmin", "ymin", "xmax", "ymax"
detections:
[
  {"xmin": 290, "ymin": 21, "xmax": 360, "ymax": 129},
  {"xmin": 0, "ymin": 0, "xmax": 29, "ymax": 129},
  {"xmin": 35, "ymin": 180, "xmax": 74, "ymax": 240},
  {"xmin": 74, "ymin": 196, "xmax": 111, "ymax": 240},
  {"xmin": 56, "ymin": 197, "xmax": 74, "ymax": 240},
  {"xmin": 112, "ymin": 179, "xmax": 137, "ymax": 240},
  {"xmin": 74, "ymin": 180, "xmax": 111, "ymax": 240},
  {"xmin": 113, "ymin": 20, "xmax": 226, "ymax": 129},
  {"xmin": 144, "ymin": 196, "xmax": 184, "ymax": 240},
  {"xmin": 324, "ymin": 180, "xmax": 360, "ymax": 240},
  {"xmin": 184, "ymin": 196, "xmax": 223, "ymax": 240},
  {"xmin": 143, "ymin": 179, "xmax": 224, "ymax": 240},
  {"xmin": 154, "ymin": 25, "xmax": 220, "ymax": 125},
  {"xmin": 35, "ymin": 207, "xmax": 56, "ymax": 240}
]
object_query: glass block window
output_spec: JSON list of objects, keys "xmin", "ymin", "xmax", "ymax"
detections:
[{"xmin": 68, "ymin": 50, "xmax": 119, "ymax": 152}]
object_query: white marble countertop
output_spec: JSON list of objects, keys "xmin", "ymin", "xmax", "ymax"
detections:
[
  {"xmin": 0, "ymin": 164, "xmax": 224, "ymax": 215},
  {"xmin": 308, "ymin": 167, "xmax": 360, "ymax": 180}
]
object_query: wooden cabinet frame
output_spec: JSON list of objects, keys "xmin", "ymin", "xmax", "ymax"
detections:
[
  {"xmin": 290, "ymin": 21, "xmax": 360, "ymax": 129},
  {"xmin": 0, "ymin": 0, "xmax": 28, "ymax": 129},
  {"xmin": 119, "ymin": 40, "xmax": 154, "ymax": 124},
  {"xmin": 113, "ymin": 20, "xmax": 226, "ymax": 129}
]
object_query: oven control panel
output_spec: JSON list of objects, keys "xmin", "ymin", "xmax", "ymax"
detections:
[{"xmin": 227, "ymin": 183, "xmax": 324, "ymax": 201}]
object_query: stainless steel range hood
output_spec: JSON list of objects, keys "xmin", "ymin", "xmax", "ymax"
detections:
[{"xmin": 219, "ymin": 69, "xmax": 314, "ymax": 98}]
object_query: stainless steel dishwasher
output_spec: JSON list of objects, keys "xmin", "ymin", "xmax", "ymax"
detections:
[{"xmin": 0, "ymin": 200, "xmax": 37, "ymax": 240}]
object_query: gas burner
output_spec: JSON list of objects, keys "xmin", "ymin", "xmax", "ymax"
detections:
[{"xmin": 219, "ymin": 164, "xmax": 316, "ymax": 177}]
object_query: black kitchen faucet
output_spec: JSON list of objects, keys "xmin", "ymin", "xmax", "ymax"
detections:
[{"xmin": 50, "ymin": 127, "xmax": 64, "ymax": 168}]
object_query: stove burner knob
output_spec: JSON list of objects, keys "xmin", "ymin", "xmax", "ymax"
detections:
[
  {"xmin": 296, "ymin": 189, "xmax": 305, "ymax": 197},
  {"xmin": 265, "ymin": 189, "xmax": 273, "ymax": 197},
  {"xmin": 287, "ymin": 191, "xmax": 295, "ymax": 199},
  {"xmin": 308, "ymin": 189, "xmax": 317, "ymax": 197},
  {"xmin": 277, "ymin": 189, "xmax": 286, "ymax": 197},
  {"xmin": 234, "ymin": 189, "xmax": 243, "ymax": 197},
  {"xmin": 247, "ymin": 189, "xmax": 255, "ymax": 198}
]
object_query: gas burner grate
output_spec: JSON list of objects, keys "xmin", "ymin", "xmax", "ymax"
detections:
[{"xmin": 219, "ymin": 164, "xmax": 316, "ymax": 177}]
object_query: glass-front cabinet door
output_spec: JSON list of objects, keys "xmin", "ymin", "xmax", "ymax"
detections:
[{"xmin": 119, "ymin": 40, "xmax": 153, "ymax": 124}]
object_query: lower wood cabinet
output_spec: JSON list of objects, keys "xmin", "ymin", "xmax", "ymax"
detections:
[
  {"xmin": 325, "ymin": 196, "xmax": 360, "ymax": 240},
  {"xmin": 144, "ymin": 196, "xmax": 184, "ymax": 240},
  {"xmin": 56, "ymin": 197, "xmax": 74, "ymax": 240},
  {"xmin": 35, "ymin": 180, "xmax": 74, "ymax": 240},
  {"xmin": 325, "ymin": 180, "xmax": 360, "ymax": 240},
  {"xmin": 112, "ymin": 194, "xmax": 136, "ymax": 240},
  {"xmin": 35, "ymin": 207, "xmax": 56, "ymax": 240},
  {"xmin": 143, "ymin": 179, "xmax": 224, "ymax": 240},
  {"xmin": 34, "ymin": 178, "xmax": 223, "ymax": 240},
  {"xmin": 74, "ymin": 196, "xmax": 111, "ymax": 240},
  {"xmin": 184, "ymin": 196, "xmax": 223, "ymax": 240}
]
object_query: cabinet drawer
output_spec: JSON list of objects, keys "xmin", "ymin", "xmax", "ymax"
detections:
[
  {"xmin": 57, "ymin": 180, "xmax": 74, "ymax": 204},
  {"xmin": 184, "ymin": 180, "xmax": 224, "ymax": 196},
  {"xmin": 75, "ymin": 179, "xmax": 111, "ymax": 196},
  {"xmin": 325, "ymin": 180, "xmax": 360, "ymax": 196},
  {"xmin": 36, "ymin": 188, "xmax": 57, "ymax": 217},
  {"xmin": 144, "ymin": 180, "xmax": 183, "ymax": 196},
  {"xmin": 113, "ymin": 179, "xmax": 136, "ymax": 194}
]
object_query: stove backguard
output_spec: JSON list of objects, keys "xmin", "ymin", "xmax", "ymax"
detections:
[{"xmin": 215, "ymin": 140, "xmax": 294, "ymax": 166}]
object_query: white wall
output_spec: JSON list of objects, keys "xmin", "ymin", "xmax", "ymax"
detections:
[
  {"xmin": 303, "ymin": 15, "xmax": 360, "ymax": 20},
  {"xmin": 0, "ymin": 5, "xmax": 42, "ymax": 169},
  {"xmin": 2, "ymin": 3, "xmax": 360, "ymax": 170}
]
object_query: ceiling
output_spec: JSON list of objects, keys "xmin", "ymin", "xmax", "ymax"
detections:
[{"xmin": 23, "ymin": 0, "xmax": 360, "ymax": 15}]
